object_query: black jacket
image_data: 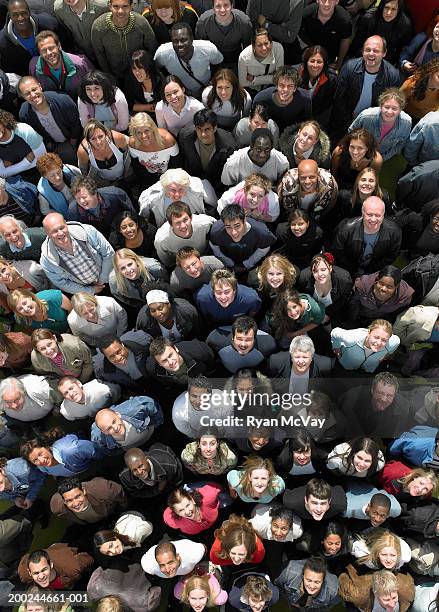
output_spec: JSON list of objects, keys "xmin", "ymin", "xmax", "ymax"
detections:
[
  {"xmin": 275, "ymin": 439, "xmax": 328, "ymax": 477},
  {"xmin": 396, "ymin": 161, "xmax": 439, "ymax": 211},
  {"xmin": 399, "ymin": 499, "xmax": 439, "ymax": 539},
  {"xmin": 136, "ymin": 298, "xmax": 201, "ymax": 340},
  {"xmin": 298, "ymin": 265, "xmax": 353, "ymax": 323},
  {"xmin": 178, "ymin": 125, "xmax": 237, "ymax": 195},
  {"xmin": 275, "ymin": 220, "xmax": 324, "ymax": 270},
  {"xmin": 283, "ymin": 484, "xmax": 347, "ymax": 521},
  {"xmin": 146, "ymin": 339, "xmax": 215, "ymax": 387},
  {"xmin": 332, "ymin": 217, "xmax": 402, "ymax": 277}
]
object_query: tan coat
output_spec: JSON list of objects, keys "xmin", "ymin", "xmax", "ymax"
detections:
[
  {"xmin": 393, "ymin": 305, "xmax": 439, "ymax": 347},
  {"xmin": 31, "ymin": 333, "xmax": 93, "ymax": 383}
]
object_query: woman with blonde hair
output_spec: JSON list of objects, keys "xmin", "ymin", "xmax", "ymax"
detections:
[
  {"xmin": 249, "ymin": 253, "xmax": 298, "ymax": 317},
  {"xmin": 128, "ymin": 112, "xmax": 179, "ymax": 189},
  {"xmin": 175, "ymin": 573, "xmax": 228, "ymax": 609},
  {"xmin": 401, "ymin": 57, "xmax": 439, "ymax": 119},
  {"xmin": 7, "ymin": 288, "xmax": 71, "ymax": 333},
  {"xmin": 31, "ymin": 328, "xmax": 93, "ymax": 383},
  {"xmin": 0, "ymin": 256, "xmax": 48, "ymax": 310},
  {"xmin": 352, "ymin": 529, "xmax": 411, "ymax": 571},
  {"xmin": 218, "ymin": 173, "xmax": 280, "ymax": 223},
  {"xmin": 227, "ymin": 455, "xmax": 285, "ymax": 504},
  {"xmin": 210, "ymin": 514, "xmax": 265, "ymax": 566},
  {"xmin": 68, "ymin": 292, "xmax": 128, "ymax": 347},
  {"xmin": 109, "ymin": 248, "xmax": 168, "ymax": 309},
  {"xmin": 379, "ymin": 462, "xmax": 438, "ymax": 498}
]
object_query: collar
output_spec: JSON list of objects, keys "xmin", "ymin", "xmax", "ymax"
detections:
[{"xmin": 9, "ymin": 232, "xmax": 31, "ymax": 253}]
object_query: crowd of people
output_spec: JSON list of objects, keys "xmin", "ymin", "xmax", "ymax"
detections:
[{"xmin": 0, "ymin": 0, "xmax": 437, "ymax": 610}]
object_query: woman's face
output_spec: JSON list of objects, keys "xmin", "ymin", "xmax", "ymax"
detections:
[
  {"xmin": 253, "ymin": 34, "xmax": 272, "ymax": 59},
  {"xmin": 165, "ymin": 182, "xmax": 187, "ymax": 201},
  {"xmin": 380, "ymin": 97, "xmax": 401, "ymax": 123},
  {"xmin": 374, "ymin": 275, "xmax": 397, "ymax": 302},
  {"xmin": 44, "ymin": 165, "xmax": 64, "ymax": 188},
  {"xmin": 0, "ymin": 122, "xmax": 11, "ymax": 142},
  {"xmin": 172, "ymin": 495, "xmax": 197, "ymax": 519},
  {"xmin": 353, "ymin": 450, "xmax": 373, "ymax": 473},
  {"xmin": 132, "ymin": 65, "xmax": 148, "ymax": 83},
  {"xmin": 250, "ymin": 468, "xmax": 270, "ymax": 495},
  {"xmin": 249, "ymin": 113, "xmax": 268, "ymax": 132},
  {"xmin": 135, "ymin": 126, "xmax": 155, "ymax": 146},
  {"xmin": 271, "ymin": 517, "xmax": 291, "ymax": 541},
  {"xmin": 307, "ymin": 53, "xmax": 325, "ymax": 79},
  {"xmin": 149, "ymin": 301, "xmax": 172, "ymax": 323},
  {"xmin": 164, "ymin": 82, "xmax": 185, "ymax": 109},
  {"xmin": 199, "ymin": 435, "xmax": 218, "ymax": 459},
  {"xmin": 120, "ymin": 217, "xmax": 139, "ymax": 240},
  {"xmin": 28, "ymin": 446, "xmax": 53, "ymax": 467},
  {"xmin": 408, "ymin": 477, "xmax": 433, "ymax": 497},
  {"xmin": 248, "ymin": 597, "xmax": 267, "ymax": 612},
  {"xmin": 117, "ymin": 257, "xmax": 140, "ymax": 280},
  {"xmin": 35, "ymin": 337, "xmax": 58, "ymax": 359},
  {"xmin": 16, "ymin": 296, "xmax": 36, "ymax": 317},
  {"xmin": 155, "ymin": 5, "xmax": 174, "ymax": 23},
  {"xmin": 246, "ymin": 185, "xmax": 266, "ymax": 208},
  {"xmin": 378, "ymin": 546, "xmax": 398, "ymax": 569},
  {"xmin": 229, "ymin": 543, "xmax": 248, "ymax": 565},
  {"xmin": 313, "ymin": 261, "xmax": 331, "ymax": 284},
  {"xmin": 287, "ymin": 299, "xmax": 303, "ymax": 320},
  {"xmin": 365, "ymin": 326, "xmax": 391, "ymax": 352},
  {"xmin": 236, "ymin": 378, "xmax": 254, "ymax": 396},
  {"xmin": 99, "ymin": 538, "xmax": 124, "ymax": 556},
  {"xmin": 85, "ymin": 84, "xmax": 104, "ymax": 103},
  {"xmin": 358, "ymin": 170, "xmax": 376, "ymax": 196},
  {"xmin": 216, "ymin": 78, "xmax": 233, "ymax": 102},
  {"xmin": 296, "ymin": 125, "xmax": 318, "ymax": 152},
  {"xmin": 293, "ymin": 447, "xmax": 312, "ymax": 466},
  {"xmin": 382, "ymin": 0, "xmax": 399, "ymax": 22},
  {"xmin": 266, "ymin": 265, "xmax": 284, "ymax": 289},
  {"xmin": 188, "ymin": 588, "xmax": 208, "ymax": 612},
  {"xmin": 89, "ymin": 128, "xmax": 107, "ymax": 149},
  {"xmin": 81, "ymin": 302, "xmax": 98, "ymax": 322},
  {"xmin": 323, "ymin": 534, "xmax": 342, "ymax": 555},
  {"xmin": 349, "ymin": 138, "xmax": 367, "ymax": 162},
  {"xmin": 0, "ymin": 261, "xmax": 15, "ymax": 285},
  {"xmin": 290, "ymin": 217, "xmax": 309, "ymax": 237}
]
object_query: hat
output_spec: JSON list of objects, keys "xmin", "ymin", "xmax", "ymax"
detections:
[{"xmin": 146, "ymin": 290, "xmax": 169, "ymax": 305}]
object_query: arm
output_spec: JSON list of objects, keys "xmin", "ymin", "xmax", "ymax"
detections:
[
  {"xmin": 266, "ymin": 0, "xmax": 303, "ymax": 43},
  {"xmin": 335, "ymin": 37, "xmax": 351, "ymax": 72},
  {"xmin": 0, "ymin": 140, "xmax": 46, "ymax": 178},
  {"xmin": 91, "ymin": 24, "xmax": 111, "ymax": 73},
  {"xmin": 26, "ymin": 467, "xmax": 47, "ymax": 502},
  {"xmin": 61, "ymin": 294, "xmax": 72, "ymax": 313},
  {"xmin": 243, "ymin": 246, "xmax": 271, "ymax": 269},
  {"xmin": 77, "ymin": 98, "xmax": 90, "ymax": 129},
  {"xmin": 209, "ymin": 242, "xmax": 235, "ymax": 268},
  {"xmin": 113, "ymin": 89, "xmax": 129, "ymax": 132},
  {"xmin": 77, "ymin": 141, "xmax": 90, "ymax": 175}
]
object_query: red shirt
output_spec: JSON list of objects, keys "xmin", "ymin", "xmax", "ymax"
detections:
[
  {"xmin": 163, "ymin": 484, "xmax": 221, "ymax": 535},
  {"xmin": 49, "ymin": 575, "xmax": 65, "ymax": 590},
  {"xmin": 378, "ymin": 460, "xmax": 412, "ymax": 495},
  {"xmin": 209, "ymin": 535, "xmax": 265, "ymax": 566}
]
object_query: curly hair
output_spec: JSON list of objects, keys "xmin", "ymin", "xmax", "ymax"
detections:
[
  {"xmin": 411, "ymin": 57, "xmax": 439, "ymax": 101},
  {"xmin": 271, "ymin": 288, "xmax": 304, "ymax": 340},
  {"xmin": 257, "ymin": 254, "xmax": 297, "ymax": 292},
  {"xmin": 238, "ymin": 455, "xmax": 278, "ymax": 498},
  {"xmin": 0, "ymin": 109, "xmax": 17, "ymax": 131},
  {"xmin": 36, "ymin": 152, "xmax": 63, "ymax": 176},
  {"xmin": 213, "ymin": 514, "xmax": 257, "ymax": 561}
]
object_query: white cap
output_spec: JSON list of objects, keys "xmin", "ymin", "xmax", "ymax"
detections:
[{"xmin": 146, "ymin": 290, "xmax": 169, "ymax": 305}]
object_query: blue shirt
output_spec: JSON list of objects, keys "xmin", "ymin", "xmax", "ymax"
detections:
[
  {"xmin": 14, "ymin": 30, "xmax": 37, "ymax": 56},
  {"xmin": 195, "ymin": 284, "xmax": 262, "ymax": 326}
]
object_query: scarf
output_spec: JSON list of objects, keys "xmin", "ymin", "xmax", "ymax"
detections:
[
  {"xmin": 105, "ymin": 12, "xmax": 136, "ymax": 56},
  {"xmin": 233, "ymin": 187, "xmax": 269, "ymax": 217},
  {"xmin": 37, "ymin": 166, "xmax": 77, "ymax": 217}
]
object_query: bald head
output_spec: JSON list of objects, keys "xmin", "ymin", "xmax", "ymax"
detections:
[
  {"xmin": 298, "ymin": 159, "xmax": 319, "ymax": 194},
  {"xmin": 43, "ymin": 213, "xmax": 72, "ymax": 250},
  {"xmin": 124, "ymin": 448, "xmax": 147, "ymax": 466},
  {"xmin": 124, "ymin": 447, "xmax": 150, "ymax": 478},
  {"xmin": 95, "ymin": 408, "xmax": 126, "ymax": 438},
  {"xmin": 362, "ymin": 196, "xmax": 385, "ymax": 234}
]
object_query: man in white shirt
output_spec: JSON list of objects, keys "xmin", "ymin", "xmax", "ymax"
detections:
[
  {"xmin": 58, "ymin": 376, "xmax": 121, "ymax": 421},
  {"xmin": 141, "ymin": 539, "xmax": 205, "ymax": 578}
]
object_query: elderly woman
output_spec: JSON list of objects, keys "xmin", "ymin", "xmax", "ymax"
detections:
[
  {"xmin": 68, "ymin": 293, "xmax": 128, "ymax": 347},
  {"xmin": 217, "ymin": 173, "xmax": 280, "ymax": 223},
  {"xmin": 128, "ymin": 113, "xmax": 179, "ymax": 189},
  {"xmin": 279, "ymin": 120, "xmax": 331, "ymax": 170},
  {"xmin": 401, "ymin": 58, "xmax": 439, "ymax": 120},
  {"xmin": 36, "ymin": 153, "xmax": 81, "ymax": 217},
  {"xmin": 0, "ymin": 256, "xmax": 48, "ymax": 309},
  {"xmin": 349, "ymin": 89, "xmax": 412, "ymax": 161},
  {"xmin": 31, "ymin": 329, "xmax": 93, "ymax": 383},
  {"xmin": 139, "ymin": 168, "xmax": 207, "ymax": 227},
  {"xmin": 136, "ymin": 288, "xmax": 199, "ymax": 341},
  {"xmin": 331, "ymin": 319, "xmax": 400, "ymax": 374}
]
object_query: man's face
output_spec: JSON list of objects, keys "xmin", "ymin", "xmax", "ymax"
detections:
[
  {"xmin": 38, "ymin": 37, "xmax": 62, "ymax": 68},
  {"xmin": 171, "ymin": 28, "xmax": 193, "ymax": 60},
  {"xmin": 365, "ymin": 503, "xmax": 390, "ymax": 527},
  {"xmin": 196, "ymin": 122, "xmax": 216, "ymax": 146},
  {"xmin": 371, "ymin": 382, "xmax": 396, "ymax": 411},
  {"xmin": 317, "ymin": 0, "xmax": 338, "ymax": 18},
  {"xmin": 291, "ymin": 350, "xmax": 312, "ymax": 374},
  {"xmin": 0, "ymin": 219, "xmax": 24, "ymax": 247},
  {"xmin": 59, "ymin": 379, "xmax": 84, "ymax": 404},
  {"xmin": 276, "ymin": 77, "xmax": 296, "ymax": 104},
  {"xmin": 180, "ymin": 255, "xmax": 202, "ymax": 278},
  {"xmin": 155, "ymin": 346, "xmax": 183, "ymax": 372},
  {"xmin": 171, "ymin": 213, "xmax": 193, "ymax": 239},
  {"xmin": 232, "ymin": 328, "xmax": 255, "ymax": 355},
  {"xmin": 376, "ymin": 591, "xmax": 398, "ymax": 612},
  {"xmin": 110, "ymin": 0, "xmax": 132, "ymax": 27},
  {"xmin": 98, "ymin": 411, "xmax": 126, "ymax": 438},
  {"xmin": 213, "ymin": 0, "xmax": 232, "ymax": 24},
  {"xmin": 223, "ymin": 217, "xmax": 246, "ymax": 242},
  {"xmin": 128, "ymin": 454, "xmax": 150, "ymax": 478},
  {"xmin": 62, "ymin": 487, "xmax": 88, "ymax": 512},
  {"xmin": 9, "ymin": 2, "xmax": 31, "ymax": 34},
  {"xmin": 305, "ymin": 494, "xmax": 330, "ymax": 520},
  {"xmin": 188, "ymin": 386, "xmax": 209, "ymax": 409},
  {"xmin": 303, "ymin": 569, "xmax": 324, "ymax": 596},
  {"xmin": 362, "ymin": 36, "xmax": 386, "ymax": 72},
  {"xmin": 362, "ymin": 200, "xmax": 385, "ymax": 233},
  {"xmin": 44, "ymin": 217, "xmax": 71, "ymax": 249},
  {"xmin": 156, "ymin": 551, "xmax": 181, "ymax": 577},
  {"xmin": 249, "ymin": 135, "xmax": 272, "ymax": 167},
  {"xmin": 298, "ymin": 164, "xmax": 319, "ymax": 194},
  {"xmin": 213, "ymin": 282, "xmax": 236, "ymax": 307},
  {"xmin": 28, "ymin": 558, "xmax": 53, "ymax": 588},
  {"xmin": 2, "ymin": 387, "xmax": 25, "ymax": 411},
  {"xmin": 75, "ymin": 187, "xmax": 98, "ymax": 210},
  {"xmin": 103, "ymin": 341, "xmax": 129, "ymax": 366},
  {"xmin": 19, "ymin": 79, "xmax": 45, "ymax": 107}
]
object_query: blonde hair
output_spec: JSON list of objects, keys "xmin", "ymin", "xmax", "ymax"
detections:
[
  {"xmin": 357, "ymin": 529, "xmax": 401, "ymax": 568},
  {"xmin": 371, "ymin": 570, "xmax": 398, "ymax": 597},
  {"xmin": 211, "ymin": 269, "xmax": 237, "ymax": 291},
  {"xmin": 239, "ymin": 455, "xmax": 278, "ymax": 498},
  {"xmin": 95, "ymin": 596, "xmax": 125, "ymax": 612},
  {"xmin": 378, "ymin": 87, "xmax": 406, "ymax": 110},
  {"xmin": 368, "ymin": 319, "xmax": 393, "ymax": 337},
  {"xmin": 160, "ymin": 168, "xmax": 191, "ymax": 189},
  {"xmin": 129, "ymin": 112, "xmax": 164, "ymax": 149},
  {"xmin": 113, "ymin": 249, "xmax": 153, "ymax": 296},
  {"xmin": 399, "ymin": 467, "xmax": 438, "ymax": 495},
  {"xmin": 7, "ymin": 288, "xmax": 48, "ymax": 322},
  {"xmin": 0, "ymin": 256, "xmax": 18, "ymax": 281},
  {"xmin": 71, "ymin": 292, "xmax": 98, "ymax": 317},
  {"xmin": 180, "ymin": 575, "xmax": 215, "ymax": 608},
  {"xmin": 243, "ymin": 173, "xmax": 272, "ymax": 194},
  {"xmin": 257, "ymin": 254, "xmax": 297, "ymax": 291}
]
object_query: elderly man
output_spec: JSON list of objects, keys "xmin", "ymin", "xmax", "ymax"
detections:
[
  {"xmin": 91, "ymin": 397, "xmax": 164, "ymax": 455},
  {"xmin": 58, "ymin": 376, "xmax": 121, "ymax": 422},
  {"xmin": 0, "ymin": 375, "xmax": 55, "ymax": 423},
  {"xmin": 0, "ymin": 176, "xmax": 38, "ymax": 226},
  {"xmin": 332, "ymin": 196, "xmax": 402, "ymax": 277},
  {"xmin": 40, "ymin": 212, "xmax": 114, "ymax": 295},
  {"xmin": 0, "ymin": 216, "xmax": 45, "ymax": 260},
  {"xmin": 221, "ymin": 128, "xmax": 288, "ymax": 187},
  {"xmin": 278, "ymin": 160, "xmax": 338, "ymax": 226},
  {"xmin": 141, "ymin": 539, "xmax": 205, "ymax": 579},
  {"xmin": 119, "ymin": 444, "xmax": 183, "ymax": 498}
]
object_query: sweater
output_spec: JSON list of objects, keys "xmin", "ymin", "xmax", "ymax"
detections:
[
  {"xmin": 331, "ymin": 326, "xmax": 400, "ymax": 373},
  {"xmin": 210, "ymin": 535, "xmax": 265, "ymax": 566},
  {"xmin": 54, "ymin": 0, "xmax": 108, "ymax": 62},
  {"xmin": 221, "ymin": 146, "xmax": 289, "ymax": 186},
  {"xmin": 195, "ymin": 9, "xmax": 252, "ymax": 64},
  {"xmin": 163, "ymin": 483, "xmax": 221, "ymax": 535}
]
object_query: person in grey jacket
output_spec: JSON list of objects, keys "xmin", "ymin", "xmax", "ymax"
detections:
[
  {"xmin": 276, "ymin": 556, "xmax": 340, "ymax": 609},
  {"xmin": 40, "ymin": 213, "xmax": 114, "ymax": 295},
  {"xmin": 404, "ymin": 110, "xmax": 439, "ymax": 167},
  {"xmin": 68, "ymin": 293, "xmax": 128, "ymax": 348},
  {"xmin": 396, "ymin": 160, "xmax": 439, "ymax": 211},
  {"xmin": 58, "ymin": 376, "xmax": 121, "ymax": 422}
]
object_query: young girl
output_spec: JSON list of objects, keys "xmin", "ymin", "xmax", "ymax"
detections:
[
  {"xmin": 276, "ymin": 209, "xmax": 324, "ymax": 270},
  {"xmin": 306, "ymin": 522, "xmax": 352, "ymax": 576},
  {"xmin": 163, "ymin": 483, "xmax": 222, "ymax": 535},
  {"xmin": 337, "ymin": 167, "xmax": 390, "ymax": 220},
  {"xmin": 210, "ymin": 514, "xmax": 265, "ymax": 566},
  {"xmin": 181, "ymin": 435, "xmax": 238, "ymax": 476},
  {"xmin": 7, "ymin": 288, "xmax": 72, "ymax": 333},
  {"xmin": 352, "ymin": 529, "xmax": 412, "ymax": 571},
  {"xmin": 379, "ymin": 462, "xmax": 438, "ymax": 498},
  {"xmin": 326, "ymin": 438, "xmax": 385, "ymax": 478},
  {"xmin": 227, "ymin": 456, "xmax": 285, "ymax": 504},
  {"xmin": 217, "ymin": 173, "xmax": 280, "ymax": 223},
  {"xmin": 202, "ymin": 68, "xmax": 251, "ymax": 130},
  {"xmin": 174, "ymin": 573, "xmax": 228, "ymax": 610},
  {"xmin": 250, "ymin": 253, "xmax": 298, "ymax": 317}
]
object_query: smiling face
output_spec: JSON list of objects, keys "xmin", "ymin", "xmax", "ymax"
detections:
[
  {"xmin": 171, "ymin": 213, "xmax": 193, "ymax": 239},
  {"xmin": 109, "ymin": 0, "xmax": 132, "ymax": 27},
  {"xmin": 38, "ymin": 37, "xmax": 62, "ymax": 69},
  {"xmin": 374, "ymin": 275, "xmax": 397, "ymax": 302},
  {"xmin": 307, "ymin": 52, "xmax": 325, "ymax": 79},
  {"xmin": 62, "ymin": 487, "xmax": 88, "ymax": 512},
  {"xmin": 223, "ymin": 217, "xmax": 246, "ymax": 242},
  {"xmin": 371, "ymin": 381, "xmax": 396, "ymax": 411},
  {"xmin": 349, "ymin": 137, "xmax": 367, "ymax": 163},
  {"xmin": 59, "ymin": 378, "xmax": 84, "ymax": 403},
  {"xmin": 213, "ymin": 0, "xmax": 232, "ymax": 24},
  {"xmin": 365, "ymin": 326, "xmax": 390, "ymax": 352},
  {"xmin": 229, "ymin": 543, "xmax": 248, "ymax": 565},
  {"xmin": 296, "ymin": 126, "xmax": 319, "ymax": 153},
  {"xmin": 276, "ymin": 76, "xmax": 296, "ymax": 105},
  {"xmin": 75, "ymin": 187, "xmax": 98, "ymax": 211},
  {"xmin": 266, "ymin": 265, "xmax": 284, "ymax": 289},
  {"xmin": 155, "ymin": 4, "xmax": 173, "ymax": 23},
  {"xmin": 358, "ymin": 169, "xmax": 377, "ymax": 197},
  {"xmin": 323, "ymin": 533, "xmax": 342, "ymax": 555},
  {"xmin": 313, "ymin": 261, "xmax": 332, "ymax": 284},
  {"xmin": 0, "ymin": 219, "xmax": 24, "ymax": 248},
  {"xmin": 97, "ymin": 411, "xmax": 126, "ymax": 438},
  {"xmin": 303, "ymin": 568, "xmax": 324, "ymax": 596},
  {"xmin": 171, "ymin": 27, "xmax": 194, "ymax": 60},
  {"xmin": 407, "ymin": 476, "xmax": 433, "ymax": 497},
  {"xmin": 2, "ymin": 385, "xmax": 25, "ymax": 411},
  {"xmin": 35, "ymin": 337, "xmax": 59, "ymax": 359},
  {"xmin": 156, "ymin": 550, "xmax": 181, "ymax": 576},
  {"xmin": 44, "ymin": 165, "xmax": 64, "ymax": 189},
  {"xmin": 213, "ymin": 281, "xmax": 236, "ymax": 307},
  {"xmin": 250, "ymin": 468, "xmax": 270, "ymax": 496},
  {"xmin": 232, "ymin": 328, "xmax": 255, "ymax": 355},
  {"xmin": 103, "ymin": 341, "xmax": 129, "ymax": 366},
  {"xmin": 117, "ymin": 256, "xmax": 140, "ymax": 280},
  {"xmin": 100, "ymin": 538, "xmax": 124, "ymax": 556},
  {"xmin": 199, "ymin": 435, "xmax": 218, "ymax": 458},
  {"xmin": 16, "ymin": 296, "xmax": 37, "ymax": 318},
  {"xmin": 85, "ymin": 84, "xmax": 104, "ymax": 104},
  {"xmin": 271, "ymin": 517, "xmax": 291, "ymax": 541},
  {"xmin": 380, "ymin": 97, "xmax": 401, "ymax": 123},
  {"xmin": 287, "ymin": 299, "xmax": 303, "ymax": 320},
  {"xmin": 119, "ymin": 217, "xmax": 139, "ymax": 241},
  {"xmin": 128, "ymin": 453, "xmax": 150, "ymax": 478},
  {"xmin": 188, "ymin": 588, "xmax": 209, "ymax": 612},
  {"xmin": 164, "ymin": 81, "xmax": 185, "ymax": 110},
  {"xmin": 353, "ymin": 450, "xmax": 373, "ymax": 473},
  {"xmin": 305, "ymin": 494, "xmax": 330, "ymax": 520},
  {"xmin": 253, "ymin": 33, "xmax": 272, "ymax": 59},
  {"xmin": 9, "ymin": 1, "xmax": 31, "ymax": 35},
  {"xmin": 132, "ymin": 64, "xmax": 148, "ymax": 83},
  {"xmin": 149, "ymin": 301, "xmax": 172, "ymax": 324},
  {"xmin": 246, "ymin": 185, "xmax": 266, "ymax": 209},
  {"xmin": 362, "ymin": 199, "xmax": 385, "ymax": 233},
  {"xmin": 28, "ymin": 558, "xmax": 54, "ymax": 588},
  {"xmin": 249, "ymin": 435, "xmax": 269, "ymax": 450},
  {"xmin": 180, "ymin": 254, "xmax": 202, "ymax": 277},
  {"xmin": 44, "ymin": 216, "xmax": 71, "ymax": 249},
  {"xmin": 249, "ymin": 135, "xmax": 272, "ymax": 167},
  {"xmin": 0, "ymin": 261, "xmax": 16, "ymax": 285},
  {"xmin": 19, "ymin": 78, "xmax": 45, "ymax": 108},
  {"xmin": 362, "ymin": 36, "xmax": 386, "ymax": 73},
  {"xmin": 216, "ymin": 78, "xmax": 233, "ymax": 102},
  {"xmin": 28, "ymin": 446, "xmax": 54, "ymax": 468},
  {"xmin": 290, "ymin": 216, "xmax": 309, "ymax": 237},
  {"xmin": 165, "ymin": 182, "xmax": 187, "ymax": 202},
  {"xmin": 366, "ymin": 503, "xmax": 389, "ymax": 527},
  {"xmin": 172, "ymin": 495, "xmax": 197, "ymax": 519},
  {"xmin": 293, "ymin": 446, "xmax": 311, "ymax": 466},
  {"xmin": 376, "ymin": 591, "xmax": 398, "ymax": 612},
  {"xmin": 155, "ymin": 346, "xmax": 183, "ymax": 371},
  {"xmin": 249, "ymin": 112, "xmax": 268, "ymax": 132},
  {"xmin": 80, "ymin": 301, "xmax": 98, "ymax": 323},
  {"xmin": 291, "ymin": 350, "xmax": 313, "ymax": 374}
]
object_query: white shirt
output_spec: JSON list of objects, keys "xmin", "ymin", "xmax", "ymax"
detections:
[
  {"xmin": 60, "ymin": 379, "xmax": 121, "ymax": 421},
  {"xmin": 141, "ymin": 539, "xmax": 205, "ymax": 577}
]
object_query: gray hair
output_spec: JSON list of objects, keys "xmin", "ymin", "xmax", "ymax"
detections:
[
  {"xmin": 160, "ymin": 168, "xmax": 191, "ymax": 189},
  {"xmin": 372, "ymin": 372, "xmax": 399, "ymax": 392},
  {"xmin": 289, "ymin": 335, "xmax": 315, "ymax": 357},
  {"xmin": 0, "ymin": 215, "xmax": 27, "ymax": 233},
  {"xmin": 0, "ymin": 377, "xmax": 25, "ymax": 409}
]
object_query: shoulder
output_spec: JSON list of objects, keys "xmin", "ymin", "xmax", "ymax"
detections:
[{"xmin": 159, "ymin": 129, "xmax": 176, "ymax": 146}]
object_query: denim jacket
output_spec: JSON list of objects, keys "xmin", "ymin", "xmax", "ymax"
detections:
[
  {"xmin": 91, "ymin": 396, "xmax": 164, "ymax": 453},
  {"xmin": 276, "ymin": 559, "xmax": 340, "ymax": 608},
  {"xmin": 404, "ymin": 111, "xmax": 439, "ymax": 166},
  {"xmin": 349, "ymin": 107, "xmax": 412, "ymax": 161},
  {"xmin": 0, "ymin": 458, "xmax": 47, "ymax": 502}
]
